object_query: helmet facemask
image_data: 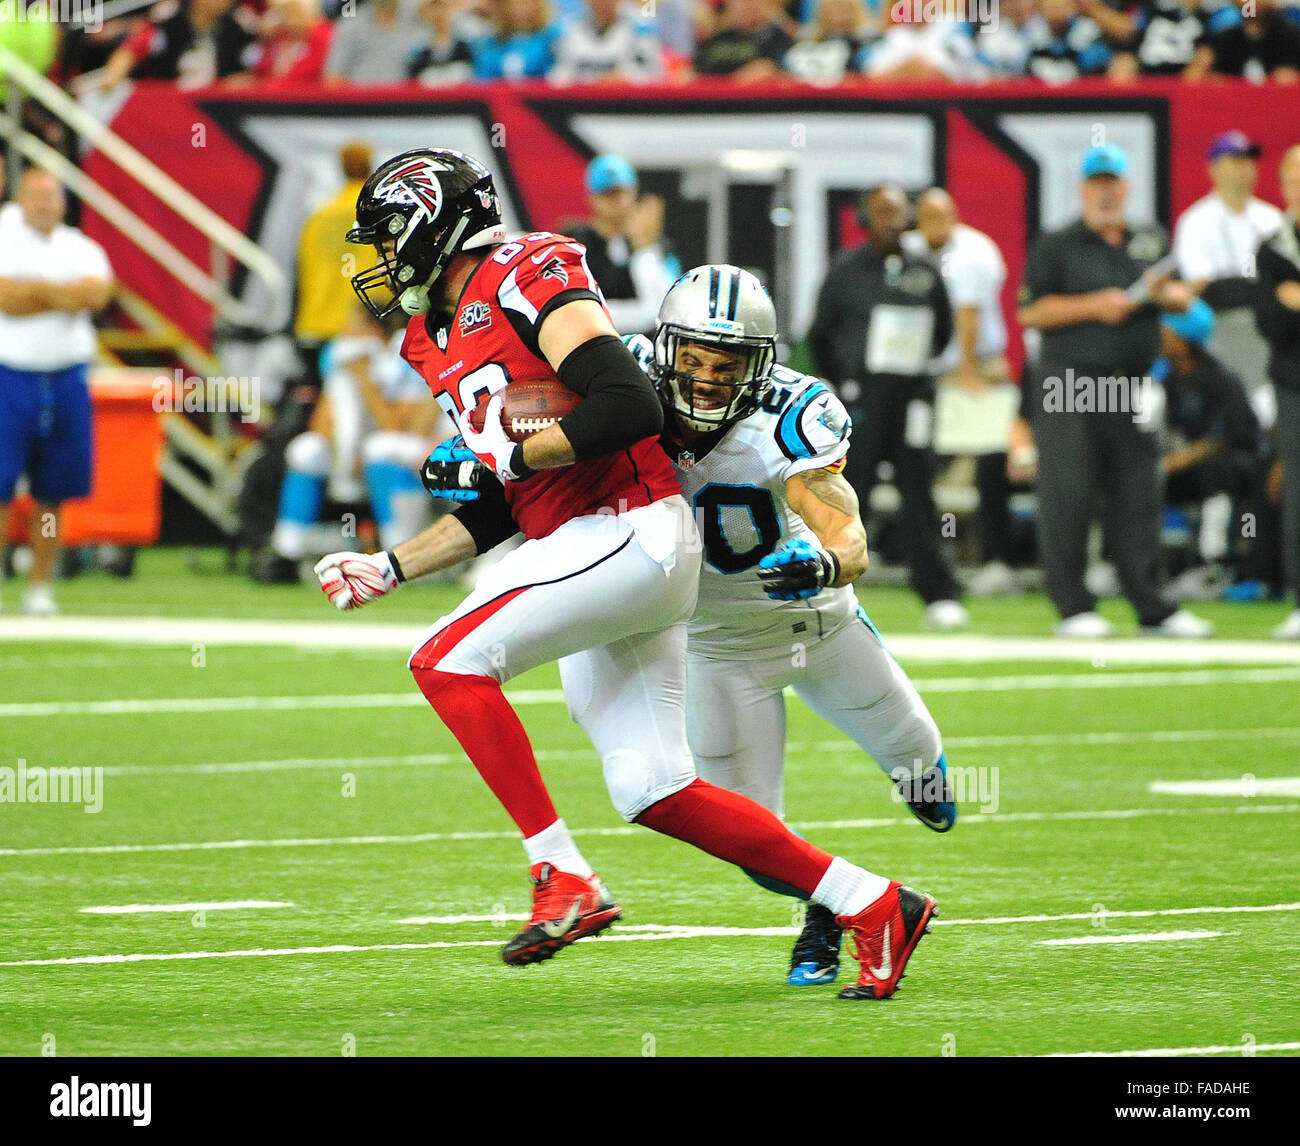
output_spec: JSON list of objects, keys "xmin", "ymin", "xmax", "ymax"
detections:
[
  {"xmin": 654, "ymin": 324, "xmax": 775, "ymax": 433},
  {"xmin": 347, "ymin": 210, "xmax": 472, "ymax": 320}
]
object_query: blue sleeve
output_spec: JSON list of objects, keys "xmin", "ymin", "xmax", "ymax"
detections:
[
  {"xmin": 1078, "ymin": 41, "xmax": 1112, "ymax": 74},
  {"xmin": 1206, "ymin": 5, "xmax": 1242, "ymax": 35},
  {"xmin": 471, "ymin": 37, "xmax": 502, "ymax": 79}
]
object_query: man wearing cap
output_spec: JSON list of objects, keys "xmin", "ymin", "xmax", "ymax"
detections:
[
  {"xmin": 1016, "ymin": 143, "xmax": 1214, "ymax": 639},
  {"xmin": 565, "ymin": 154, "xmax": 679, "ymax": 337},
  {"xmin": 1256, "ymin": 143, "xmax": 1300, "ymax": 640},
  {"xmin": 1173, "ymin": 131, "xmax": 1283, "ymax": 398},
  {"xmin": 1156, "ymin": 299, "xmax": 1272, "ymax": 591}
]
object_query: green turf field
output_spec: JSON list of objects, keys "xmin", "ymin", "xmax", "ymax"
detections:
[{"xmin": 1, "ymin": 551, "xmax": 1298, "ymax": 1057}]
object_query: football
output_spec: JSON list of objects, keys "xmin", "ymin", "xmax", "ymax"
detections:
[{"xmin": 469, "ymin": 379, "xmax": 583, "ymax": 443}]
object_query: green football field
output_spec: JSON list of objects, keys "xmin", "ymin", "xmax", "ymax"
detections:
[{"xmin": 1, "ymin": 551, "xmax": 1298, "ymax": 1058}]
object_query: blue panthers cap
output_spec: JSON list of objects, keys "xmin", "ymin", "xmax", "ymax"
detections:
[
  {"xmin": 1162, "ymin": 298, "xmax": 1216, "ymax": 346},
  {"xmin": 1081, "ymin": 143, "xmax": 1129, "ymax": 179},
  {"xmin": 586, "ymin": 154, "xmax": 637, "ymax": 195}
]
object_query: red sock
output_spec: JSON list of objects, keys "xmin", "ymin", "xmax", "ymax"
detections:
[
  {"xmin": 635, "ymin": 779, "xmax": 833, "ymax": 895},
  {"xmin": 413, "ymin": 668, "xmax": 558, "ymax": 838}
]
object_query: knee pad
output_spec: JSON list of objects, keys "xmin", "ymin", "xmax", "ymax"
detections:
[
  {"xmin": 602, "ymin": 749, "xmax": 657, "ymax": 822},
  {"xmin": 284, "ymin": 432, "xmax": 330, "ymax": 476}
]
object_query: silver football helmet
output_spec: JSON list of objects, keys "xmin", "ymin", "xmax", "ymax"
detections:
[{"xmin": 653, "ymin": 265, "xmax": 778, "ymax": 433}]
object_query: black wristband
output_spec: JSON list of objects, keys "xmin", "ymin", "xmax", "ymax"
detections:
[
  {"xmin": 386, "ymin": 550, "xmax": 406, "ymax": 584},
  {"xmin": 509, "ymin": 443, "xmax": 536, "ymax": 480},
  {"xmin": 821, "ymin": 550, "xmax": 841, "ymax": 587}
]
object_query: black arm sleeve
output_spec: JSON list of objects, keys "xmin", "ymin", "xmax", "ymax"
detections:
[
  {"xmin": 451, "ymin": 480, "xmax": 520, "ymax": 554},
  {"xmin": 554, "ymin": 334, "xmax": 664, "ymax": 461}
]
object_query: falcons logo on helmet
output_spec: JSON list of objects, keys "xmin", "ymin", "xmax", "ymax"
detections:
[{"xmin": 374, "ymin": 160, "xmax": 444, "ymax": 223}]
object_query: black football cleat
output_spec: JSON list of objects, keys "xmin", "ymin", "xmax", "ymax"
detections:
[{"xmin": 788, "ymin": 902, "xmax": 843, "ymax": 985}]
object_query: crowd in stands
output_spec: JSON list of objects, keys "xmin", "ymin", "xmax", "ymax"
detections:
[{"xmin": 12, "ymin": 0, "xmax": 1300, "ymax": 92}]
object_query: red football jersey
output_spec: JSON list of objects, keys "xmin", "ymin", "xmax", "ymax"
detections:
[{"xmin": 401, "ymin": 231, "xmax": 680, "ymax": 540}]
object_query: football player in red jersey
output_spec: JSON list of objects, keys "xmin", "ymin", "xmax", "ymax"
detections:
[{"xmin": 313, "ymin": 149, "xmax": 936, "ymax": 997}]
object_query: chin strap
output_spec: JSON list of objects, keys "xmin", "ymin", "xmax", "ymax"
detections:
[{"xmin": 400, "ymin": 213, "xmax": 473, "ymax": 316}]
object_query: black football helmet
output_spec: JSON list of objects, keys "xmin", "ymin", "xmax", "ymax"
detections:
[{"xmin": 346, "ymin": 148, "xmax": 506, "ymax": 319}]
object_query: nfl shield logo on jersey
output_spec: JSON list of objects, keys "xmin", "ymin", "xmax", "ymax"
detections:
[
  {"xmin": 435, "ymin": 326, "xmax": 449, "ymax": 350},
  {"xmin": 678, "ymin": 450, "xmax": 695, "ymax": 470}
]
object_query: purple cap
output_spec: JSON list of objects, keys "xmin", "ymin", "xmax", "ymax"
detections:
[{"xmin": 1207, "ymin": 131, "xmax": 1261, "ymax": 162}]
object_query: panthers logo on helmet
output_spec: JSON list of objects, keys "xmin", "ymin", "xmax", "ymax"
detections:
[{"xmin": 373, "ymin": 160, "xmax": 444, "ymax": 224}]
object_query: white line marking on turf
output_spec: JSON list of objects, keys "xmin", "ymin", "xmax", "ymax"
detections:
[
  {"xmin": 4, "ymin": 805, "xmax": 1298, "ymax": 858},
  {"xmin": 5, "ymin": 667, "xmax": 1299, "ymax": 719},
  {"xmin": 1044, "ymin": 1042, "xmax": 1300, "ymax": 1058},
  {"xmin": 5, "ymin": 615, "xmax": 1300, "ymax": 664},
  {"xmin": 78, "ymin": 901, "xmax": 292, "ymax": 915},
  {"xmin": 1038, "ymin": 929, "xmax": 1223, "ymax": 946},
  {"xmin": 88, "ymin": 726, "xmax": 1300, "ymax": 777},
  {"xmin": 932, "ymin": 902, "xmax": 1300, "ymax": 927},
  {"xmin": 396, "ymin": 913, "xmax": 529, "ymax": 925},
  {"xmin": 1150, "ymin": 778, "xmax": 1300, "ymax": 798},
  {"xmin": 3, "ymin": 907, "xmax": 1293, "ymax": 969}
]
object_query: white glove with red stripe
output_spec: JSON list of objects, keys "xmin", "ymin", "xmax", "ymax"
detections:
[
  {"xmin": 456, "ymin": 394, "xmax": 534, "ymax": 482},
  {"xmin": 313, "ymin": 550, "xmax": 402, "ymax": 611}
]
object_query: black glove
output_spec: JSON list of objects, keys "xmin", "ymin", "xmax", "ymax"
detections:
[
  {"xmin": 756, "ymin": 539, "xmax": 840, "ymax": 601},
  {"xmin": 420, "ymin": 436, "xmax": 488, "ymax": 502}
]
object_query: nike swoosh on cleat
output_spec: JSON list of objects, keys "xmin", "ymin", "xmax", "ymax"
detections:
[
  {"xmin": 869, "ymin": 921, "xmax": 892, "ymax": 980},
  {"xmin": 796, "ymin": 967, "xmax": 836, "ymax": 981},
  {"xmin": 538, "ymin": 898, "xmax": 582, "ymax": 939}
]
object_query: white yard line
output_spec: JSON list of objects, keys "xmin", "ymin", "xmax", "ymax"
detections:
[
  {"xmin": 83, "ymin": 726, "xmax": 1300, "ymax": 777},
  {"xmin": 4, "ymin": 667, "xmax": 1299, "ymax": 719},
  {"xmin": 79, "ymin": 901, "xmax": 292, "ymax": 915},
  {"xmin": 4, "ymin": 903, "xmax": 1296, "ymax": 968},
  {"xmin": 1151, "ymin": 778, "xmax": 1300, "ymax": 798},
  {"xmin": 3, "ymin": 804, "xmax": 1298, "ymax": 859},
  {"xmin": 934, "ymin": 903, "xmax": 1300, "ymax": 927},
  {"xmin": 1044, "ymin": 1042, "xmax": 1300, "ymax": 1058},
  {"xmin": 1038, "ymin": 930, "xmax": 1224, "ymax": 946},
  {"xmin": 3, "ymin": 615, "xmax": 1300, "ymax": 664}
]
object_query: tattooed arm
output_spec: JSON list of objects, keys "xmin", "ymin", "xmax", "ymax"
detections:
[{"xmin": 784, "ymin": 464, "xmax": 870, "ymax": 586}]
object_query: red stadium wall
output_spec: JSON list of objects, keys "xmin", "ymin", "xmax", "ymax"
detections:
[{"xmin": 84, "ymin": 79, "xmax": 1299, "ymax": 374}]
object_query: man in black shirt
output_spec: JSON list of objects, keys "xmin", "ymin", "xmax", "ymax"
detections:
[
  {"xmin": 565, "ymin": 155, "xmax": 679, "ymax": 337},
  {"xmin": 1157, "ymin": 300, "xmax": 1272, "ymax": 587},
  {"xmin": 1255, "ymin": 143, "xmax": 1300, "ymax": 639},
  {"xmin": 808, "ymin": 185, "xmax": 967, "ymax": 629},
  {"xmin": 695, "ymin": 0, "xmax": 794, "ymax": 79},
  {"xmin": 1208, "ymin": 0, "xmax": 1300, "ymax": 80},
  {"xmin": 1017, "ymin": 143, "xmax": 1213, "ymax": 639}
]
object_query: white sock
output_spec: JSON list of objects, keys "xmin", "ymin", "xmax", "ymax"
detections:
[
  {"xmin": 522, "ymin": 819, "xmax": 593, "ymax": 879},
  {"xmin": 812, "ymin": 857, "xmax": 891, "ymax": 918}
]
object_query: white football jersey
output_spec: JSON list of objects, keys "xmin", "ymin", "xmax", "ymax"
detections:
[{"xmin": 626, "ymin": 335, "xmax": 857, "ymax": 659}]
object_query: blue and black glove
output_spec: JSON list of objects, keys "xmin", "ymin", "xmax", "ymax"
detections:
[
  {"xmin": 420, "ymin": 435, "xmax": 487, "ymax": 502},
  {"xmin": 757, "ymin": 538, "xmax": 840, "ymax": 601}
]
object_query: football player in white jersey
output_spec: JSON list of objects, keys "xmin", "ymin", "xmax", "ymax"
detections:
[{"xmin": 624, "ymin": 265, "xmax": 956, "ymax": 987}]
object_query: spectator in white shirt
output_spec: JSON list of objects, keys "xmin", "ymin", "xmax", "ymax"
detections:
[
  {"xmin": 860, "ymin": 4, "xmax": 980, "ymax": 81},
  {"xmin": 0, "ymin": 169, "xmax": 114, "ymax": 615},
  {"xmin": 967, "ymin": 0, "xmax": 1037, "ymax": 78},
  {"xmin": 1174, "ymin": 130, "xmax": 1285, "ymax": 394},
  {"xmin": 904, "ymin": 188, "xmax": 1020, "ymax": 596},
  {"xmin": 551, "ymin": 0, "xmax": 662, "ymax": 82}
]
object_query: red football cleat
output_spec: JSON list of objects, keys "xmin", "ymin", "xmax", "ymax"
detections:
[
  {"xmin": 836, "ymin": 881, "xmax": 937, "ymax": 1000},
  {"xmin": 501, "ymin": 863, "xmax": 622, "ymax": 966}
]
